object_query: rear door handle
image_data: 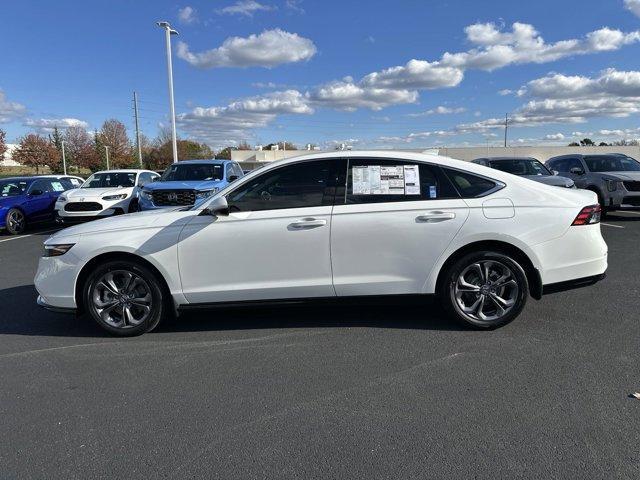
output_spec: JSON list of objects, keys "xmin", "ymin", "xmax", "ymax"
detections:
[
  {"xmin": 416, "ymin": 211, "xmax": 456, "ymax": 223},
  {"xmin": 288, "ymin": 218, "xmax": 327, "ymax": 230}
]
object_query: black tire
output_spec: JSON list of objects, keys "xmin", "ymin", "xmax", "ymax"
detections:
[
  {"xmin": 5, "ymin": 208, "xmax": 26, "ymax": 235},
  {"xmin": 83, "ymin": 260, "xmax": 167, "ymax": 336},
  {"xmin": 439, "ymin": 251, "xmax": 529, "ymax": 329},
  {"xmin": 128, "ymin": 198, "xmax": 139, "ymax": 213}
]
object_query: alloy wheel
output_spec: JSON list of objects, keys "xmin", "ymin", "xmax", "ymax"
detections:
[
  {"xmin": 7, "ymin": 210, "xmax": 25, "ymax": 234},
  {"xmin": 453, "ymin": 260, "xmax": 519, "ymax": 323},
  {"xmin": 91, "ymin": 270, "xmax": 153, "ymax": 329}
]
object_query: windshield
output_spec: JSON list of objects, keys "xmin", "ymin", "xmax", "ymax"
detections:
[
  {"xmin": 584, "ymin": 155, "xmax": 640, "ymax": 172},
  {"xmin": 82, "ymin": 172, "xmax": 136, "ymax": 188},
  {"xmin": 489, "ymin": 159, "xmax": 552, "ymax": 176},
  {"xmin": 0, "ymin": 180, "xmax": 28, "ymax": 197},
  {"xmin": 161, "ymin": 163, "xmax": 223, "ymax": 182}
]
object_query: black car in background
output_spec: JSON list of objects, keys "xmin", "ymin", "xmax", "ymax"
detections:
[{"xmin": 472, "ymin": 157, "xmax": 575, "ymax": 188}]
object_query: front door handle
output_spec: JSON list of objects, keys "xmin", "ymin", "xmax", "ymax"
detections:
[
  {"xmin": 288, "ymin": 218, "xmax": 327, "ymax": 230},
  {"xmin": 416, "ymin": 211, "xmax": 456, "ymax": 223}
]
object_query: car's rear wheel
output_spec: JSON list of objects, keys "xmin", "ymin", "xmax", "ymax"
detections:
[
  {"xmin": 440, "ymin": 251, "xmax": 529, "ymax": 329},
  {"xmin": 84, "ymin": 260, "xmax": 166, "ymax": 336},
  {"xmin": 5, "ymin": 208, "xmax": 26, "ymax": 235}
]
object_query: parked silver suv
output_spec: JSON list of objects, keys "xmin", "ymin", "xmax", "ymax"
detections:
[{"xmin": 546, "ymin": 153, "xmax": 640, "ymax": 213}]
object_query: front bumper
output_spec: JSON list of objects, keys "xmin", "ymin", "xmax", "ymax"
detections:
[
  {"xmin": 37, "ymin": 295, "xmax": 76, "ymax": 314},
  {"xmin": 55, "ymin": 209, "xmax": 125, "ymax": 224}
]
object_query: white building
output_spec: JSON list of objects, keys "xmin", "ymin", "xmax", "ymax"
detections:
[{"xmin": 0, "ymin": 144, "xmax": 20, "ymax": 167}]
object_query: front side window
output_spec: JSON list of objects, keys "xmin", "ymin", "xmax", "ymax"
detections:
[
  {"xmin": 227, "ymin": 160, "xmax": 335, "ymax": 212},
  {"xmin": 584, "ymin": 155, "xmax": 640, "ymax": 172},
  {"xmin": 443, "ymin": 169, "xmax": 501, "ymax": 198},
  {"xmin": 345, "ymin": 159, "xmax": 458, "ymax": 204},
  {"xmin": 29, "ymin": 180, "xmax": 51, "ymax": 194},
  {"xmin": 489, "ymin": 159, "xmax": 551, "ymax": 176},
  {"xmin": 161, "ymin": 163, "xmax": 223, "ymax": 181},
  {"xmin": 0, "ymin": 180, "xmax": 28, "ymax": 197},
  {"xmin": 83, "ymin": 172, "xmax": 136, "ymax": 188}
]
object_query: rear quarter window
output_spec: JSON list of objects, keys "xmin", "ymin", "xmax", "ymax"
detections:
[{"xmin": 443, "ymin": 169, "xmax": 501, "ymax": 198}]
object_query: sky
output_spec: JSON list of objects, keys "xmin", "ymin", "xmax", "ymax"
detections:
[{"xmin": 2, "ymin": 0, "xmax": 640, "ymax": 150}]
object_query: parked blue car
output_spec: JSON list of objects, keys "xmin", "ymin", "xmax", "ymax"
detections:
[
  {"xmin": 139, "ymin": 159, "xmax": 244, "ymax": 210},
  {"xmin": 0, "ymin": 176, "xmax": 75, "ymax": 235}
]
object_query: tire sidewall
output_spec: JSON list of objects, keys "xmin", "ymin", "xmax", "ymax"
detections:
[
  {"xmin": 5, "ymin": 208, "xmax": 25, "ymax": 235},
  {"xmin": 84, "ymin": 260, "xmax": 165, "ymax": 336},
  {"xmin": 441, "ymin": 251, "xmax": 529, "ymax": 329}
]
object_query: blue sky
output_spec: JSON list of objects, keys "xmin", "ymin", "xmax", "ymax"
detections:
[{"xmin": 2, "ymin": 0, "xmax": 640, "ymax": 150}]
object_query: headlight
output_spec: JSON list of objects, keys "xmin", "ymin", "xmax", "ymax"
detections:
[
  {"xmin": 141, "ymin": 190, "xmax": 153, "ymax": 200},
  {"xmin": 195, "ymin": 188, "xmax": 218, "ymax": 199},
  {"xmin": 43, "ymin": 244, "xmax": 75, "ymax": 257},
  {"xmin": 102, "ymin": 193, "xmax": 128, "ymax": 201},
  {"xmin": 56, "ymin": 195, "xmax": 67, "ymax": 202},
  {"xmin": 606, "ymin": 179, "xmax": 618, "ymax": 192}
]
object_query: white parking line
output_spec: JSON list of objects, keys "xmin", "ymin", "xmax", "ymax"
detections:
[
  {"xmin": 620, "ymin": 211, "xmax": 640, "ymax": 215},
  {"xmin": 601, "ymin": 223, "xmax": 625, "ymax": 229},
  {"xmin": 0, "ymin": 229, "xmax": 60, "ymax": 244}
]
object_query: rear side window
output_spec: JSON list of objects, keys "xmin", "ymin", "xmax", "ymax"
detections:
[
  {"xmin": 549, "ymin": 157, "xmax": 582, "ymax": 172},
  {"xmin": 442, "ymin": 169, "xmax": 500, "ymax": 198},
  {"xmin": 345, "ymin": 158, "xmax": 458, "ymax": 204},
  {"xmin": 227, "ymin": 160, "xmax": 336, "ymax": 212}
]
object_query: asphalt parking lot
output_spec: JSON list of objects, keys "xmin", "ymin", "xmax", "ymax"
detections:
[{"xmin": 0, "ymin": 215, "xmax": 639, "ymax": 479}]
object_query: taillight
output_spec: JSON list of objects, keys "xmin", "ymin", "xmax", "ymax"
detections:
[{"xmin": 571, "ymin": 205, "xmax": 601, "ymax": 226}]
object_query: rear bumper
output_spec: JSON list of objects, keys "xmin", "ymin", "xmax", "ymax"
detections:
[
  {"xmin": 543, "ymin": 273, "xmax": 606, "ymax": 295},
  {"xmin": 37, "ymin": 295, "xmax": 76, "ymax": 314}
]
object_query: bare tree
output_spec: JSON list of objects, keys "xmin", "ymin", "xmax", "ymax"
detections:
[
  {"xmin": 64, "ymin": 126, "xmax": 92, "ymax": 167},
  {"xmin": 98, "ymin": 119, "xmax": 132, "ymax": 168}
]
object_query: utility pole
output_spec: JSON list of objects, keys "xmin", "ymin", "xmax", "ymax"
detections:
[
  {"xmin": 157, "ymin": 21, "xmax": 179, "ymax": 163},
  {"xmin": 504, "ymin": 113, "xmax": 509, "ymax": 148},
  {"xmin": 105, "ymin": 146, "xmax": 110, "ymax": 170},
  {"xmin": 61, "ymin": 140, "xmax": 67, "ymax": 175},
  {"xmin": 133, "ymin": 91, "xmax": 143, "ymax": 168}
]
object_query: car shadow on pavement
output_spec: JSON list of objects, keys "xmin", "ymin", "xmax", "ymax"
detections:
[
  {"xmin": 0, "ymin": 285, "xmax": 464, "ymax": 337},
  {"xmin": 605, "ymin": 213, "xmax": 640, "ymax": 222}
]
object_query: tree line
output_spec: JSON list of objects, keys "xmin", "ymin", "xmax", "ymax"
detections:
[{"xmin": 0, "ymin": 120, "xmax": 215, "ymax": 173}]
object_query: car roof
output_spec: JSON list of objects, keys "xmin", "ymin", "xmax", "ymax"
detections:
[
  {"xmin": 91, "ymin": 169, "xmax": 151, "ymax": 174},
  {"xmin": 172, "ymin": 159, "xmax": 228, "ymax": 165},
  {"xmin": 0, "ymin": 176, "xmax": 36, "ymax": 182},
  {"xmin": 474, "ymin": 157, "xmax": 538, "ymax": 162}
]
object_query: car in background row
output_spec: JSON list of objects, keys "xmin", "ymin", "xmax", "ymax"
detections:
[
  {"xmin": 546, "ymin": 153, "xmax": 640, "ymax": 213},
  {"xmin": 55, "ymin": 169, "xmax": 160, "ymax": 224},
  {"xmin": 36, "ymin": 151, "xmax": 607, "ymax": 336},
  {"xmin": 1, "ymin": 176, "xmax": 75, "ymax": 235},
  {"xmin": 52, "ymin": 175, "xmax": 85, "ymax": 188},
  {"xmin": 139, "ymin": 159, "xmax": 243, "ymax": 210},
  {"xmin": 472, "ymin": 157, "xmax": 575, "ymax": 188}
]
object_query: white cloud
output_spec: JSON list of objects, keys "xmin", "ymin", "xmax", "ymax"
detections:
[
  {"xmin": 307, "ymin": 80, "xmax": 418, "ymax": 111},
  {"xmin": 520, "ymin": 69, "xmax": 640, "ymax": 99},
  {"xmin": 408, "ymin": 106, "xmax": 466, "ymax": 117},
  {"xmin": 544, "ymin": 133, "xmax": 565, "ymax": 140},
  {"xmin": 285, "ymin": 0, "xmax": 305, "ymax": 13},
  {"xmin": 24, "ymin": 118, "xmax": 89, "ymax": 134},
  {"xmin": 626, "ymin": 0, "xmax": 640, "ymax": 17},
  {"xmin": 0, "ymin": 90, "xmax": 26, "ymax": 123},
  {"xmin": 362, "ymin": 59, "xmax": 464, "ymax": 90},
  {"xmin": 218, "ymin": 1, "xmax": 274, "ymax": 16},
  {"xmin": 177, "ymin": 90, "xmax": 312, "ymax": 147},
  {"xmin": 498, "ymin": 89, "xmax": 513, "ymax": 96},
  {"xmin": 177, "ymin": 29, "xmax": 316, "ymax": 69},
  {"xmin": 178, "ymin": 6, "xmax": 197, "ymax": 24}
]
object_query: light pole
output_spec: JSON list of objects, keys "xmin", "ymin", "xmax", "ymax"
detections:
[
  {"xmin": 157, "ymin": 21, "xmax": 179, "ymax": 163},
  {"xmin": 61, "ymin": 140, "xmax": 67, "ymax": 175},
  {"xmin": 105, "ymin": 146, "xmax": 110, "ymax": 170}
]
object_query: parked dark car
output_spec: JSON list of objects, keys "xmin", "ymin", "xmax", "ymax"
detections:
[
  {"xmin": 0, "ymin": 176, "xmax": 75, "ymax": 235},
  {"xmin": 546, "ymin": 153, "xmax": 640, "ymax": 213},
  {"xmin": 472, "ymin": 157, "xmax": 575, "ymax": 188}
]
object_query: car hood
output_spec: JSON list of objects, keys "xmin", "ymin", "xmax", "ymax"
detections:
[
  {"xmin": 521, "ymin": 175, "xmax": 574, "ymax": 187},
  {"xmin": 65, "ymin": 187, "xmax": 133, "ymax": 199},
  {"xmin": 144, "ymin": 180, "xmax": 225, "ymax": 191},
  {"xmin": 49, "ymin": 207, "xmax": 187, "ymax": 239},
  {"xmin": 597, "ymin": 171, "xmax": 640, "ymax": 181}
]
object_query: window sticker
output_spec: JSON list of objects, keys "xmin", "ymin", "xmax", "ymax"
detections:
[
  {"xmin": 352, "ymin": 165, "xmax": 421, "ymax": 195},
  {"xmin": 51, "ymin": 182, "xmax": 65, "ymax": 192}
]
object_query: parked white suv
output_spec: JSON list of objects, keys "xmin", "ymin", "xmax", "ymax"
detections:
[
  {"xmin": 36, "ymin": 152, "xmax": 607, "ymax": 336},
  {"xmin": 55, "ymin": 169, "xmax": 160, "ymax": 223}
]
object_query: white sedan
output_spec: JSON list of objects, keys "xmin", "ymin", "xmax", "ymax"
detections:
[
  {"xmin": 55, "ymin": 169, "xmax": 160, "ymax": 223},
  {"xmin": 35, "ymin": 151, "xmax": 607, "ymax": 336}
]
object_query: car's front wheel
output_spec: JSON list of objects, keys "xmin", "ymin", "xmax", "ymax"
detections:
[
  {"xmin": 5, "ymin": 208, "xmax": 26, "ymax": 235},
  {"xmin": 84, "ymin": 260, "xmax": 166, "ymax": 336},
  {"xmin": 440, "ymin": 251, "xmax": 529, "ymax": 329}
]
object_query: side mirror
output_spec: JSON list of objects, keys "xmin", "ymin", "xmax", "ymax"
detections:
[
  {"xmin": 228, "ymin": 175, "xmax": 239, "ymax": 182},
  {"xmin": 201, "ymin": 195, "xmax": 229, "ymax": 217},
  {"xmin": 30, "ymin": 189, "xmax": 44, "ymax": 196},
  {"xmin": 570, "ymin": 167, "xmax": 585, "ymax": 175}
]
